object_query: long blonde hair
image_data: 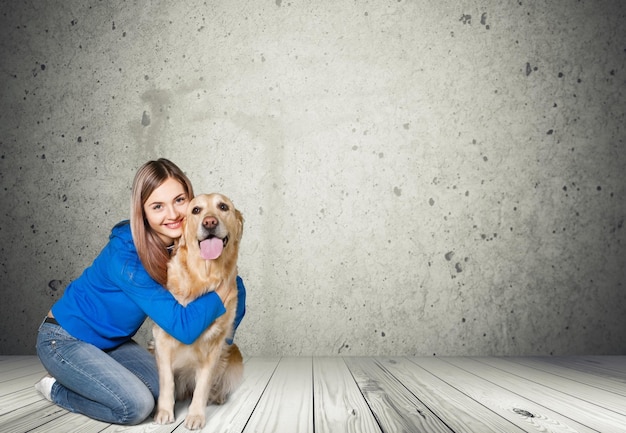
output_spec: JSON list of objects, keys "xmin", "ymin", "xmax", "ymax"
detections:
[{"xmin": 130, "ymin": 158, "xmax": 194, "ymax": 285}]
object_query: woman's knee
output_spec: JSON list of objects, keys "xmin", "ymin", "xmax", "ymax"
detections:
[{"xmin": 118, "ymin": 387, "xmax": 155, "ymax": 425}]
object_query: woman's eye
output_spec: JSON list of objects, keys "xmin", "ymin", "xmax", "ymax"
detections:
[
  {"xmin": 219, "ymin": 203, "xmax": 229, "ymax": 211},
  {"xmin": 176, "ymin": 196, "xmax": 187, "ymax": 203},
  {"xmin": 192, "ymin": 206, "xmax": 201, "ymax": 214}
]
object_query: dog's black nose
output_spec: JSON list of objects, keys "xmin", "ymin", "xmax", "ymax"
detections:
[{"xmin": 203, "ymin": 216, "xmax": 218, "ymax": 228}]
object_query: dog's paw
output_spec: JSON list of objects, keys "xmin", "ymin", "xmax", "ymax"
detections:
[
  {"xmin": 184, "ymin": 412, "xmax": 206, "ymax": 430},
  {"xmin": 154, "ymin": 408, "xmax": 175, "ymax": 425}
]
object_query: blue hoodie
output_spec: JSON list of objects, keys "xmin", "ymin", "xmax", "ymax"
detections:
[{"xmin": 51, "ymin": 221, "xmax": 246, "ymax": 350}]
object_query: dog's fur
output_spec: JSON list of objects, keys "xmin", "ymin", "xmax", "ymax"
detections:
[{"xmin": 152, "ymin": 193, "xmax": 244, "ymax": 430}]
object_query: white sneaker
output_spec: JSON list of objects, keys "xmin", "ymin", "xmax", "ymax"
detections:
[{"xmin": 35, "ymin": 375, "xmax": 56, "ymax": 401}]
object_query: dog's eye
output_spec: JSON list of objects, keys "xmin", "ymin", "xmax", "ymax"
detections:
[
  {"xmin": 191, "ymin": 206, "xmax": 201, "ymax": 215},
  {"xmin": 218, "ymin": 203, "xmax": 229, "ymax": 212}
]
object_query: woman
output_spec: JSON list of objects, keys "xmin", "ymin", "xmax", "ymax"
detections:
[{"xmin": 35, "ymin": 158, "xmax": 246, "ymax": 425}]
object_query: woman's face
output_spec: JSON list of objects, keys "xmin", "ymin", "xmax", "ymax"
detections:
[{"xmin": 143, "ymin": 177, "xmax": 189, "ymax": 245}]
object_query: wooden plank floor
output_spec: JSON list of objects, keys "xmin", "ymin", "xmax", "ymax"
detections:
[{"xmin": 1, "ymin": 356, "xmax": 626, "ymax": 433}]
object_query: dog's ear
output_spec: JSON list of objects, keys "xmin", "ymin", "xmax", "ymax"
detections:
[{"xmin": 235, "ymin": 208, "xmax": 244, "ymax": 242}]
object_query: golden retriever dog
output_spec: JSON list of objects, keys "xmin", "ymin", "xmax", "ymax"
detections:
[{"xmin": 153, "ymin": 193, "xmax": 244, "ymax": 430}]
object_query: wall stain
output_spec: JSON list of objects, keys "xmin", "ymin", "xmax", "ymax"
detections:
[
  {"xmin": 141, "ymin": 111, "xmax": 151, "ymax": 126},
  {"xmin": 480, "ymin": 12, "xmax": 490, "ymax": 29},
  {"xmin": 48, "ymin": 280, "xmax": 62, "ymax": 291}
]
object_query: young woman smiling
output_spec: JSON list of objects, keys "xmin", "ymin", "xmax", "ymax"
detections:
[{"xmin": 35, "ymin": 158, "xmax": 246, "ymax": 425}]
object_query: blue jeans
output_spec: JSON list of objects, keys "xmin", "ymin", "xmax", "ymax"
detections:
[{"xmin": 36, "ymin": 319, "xmax": 159, "ymax": 425}]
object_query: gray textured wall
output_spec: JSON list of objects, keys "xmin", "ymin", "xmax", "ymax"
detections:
[{"xmin": 1, "ymin": 1, "xmax": 625, "ymax": 356}]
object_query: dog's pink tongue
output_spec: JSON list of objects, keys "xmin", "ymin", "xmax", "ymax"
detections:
[{"xmin": 199, "ymin": 238, "xmax": 223, "ymax": 260}]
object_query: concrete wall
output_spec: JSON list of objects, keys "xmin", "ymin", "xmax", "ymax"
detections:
[{"xmin": 1, "ymin": 0, "xmax": 625, "ymax": 356}]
